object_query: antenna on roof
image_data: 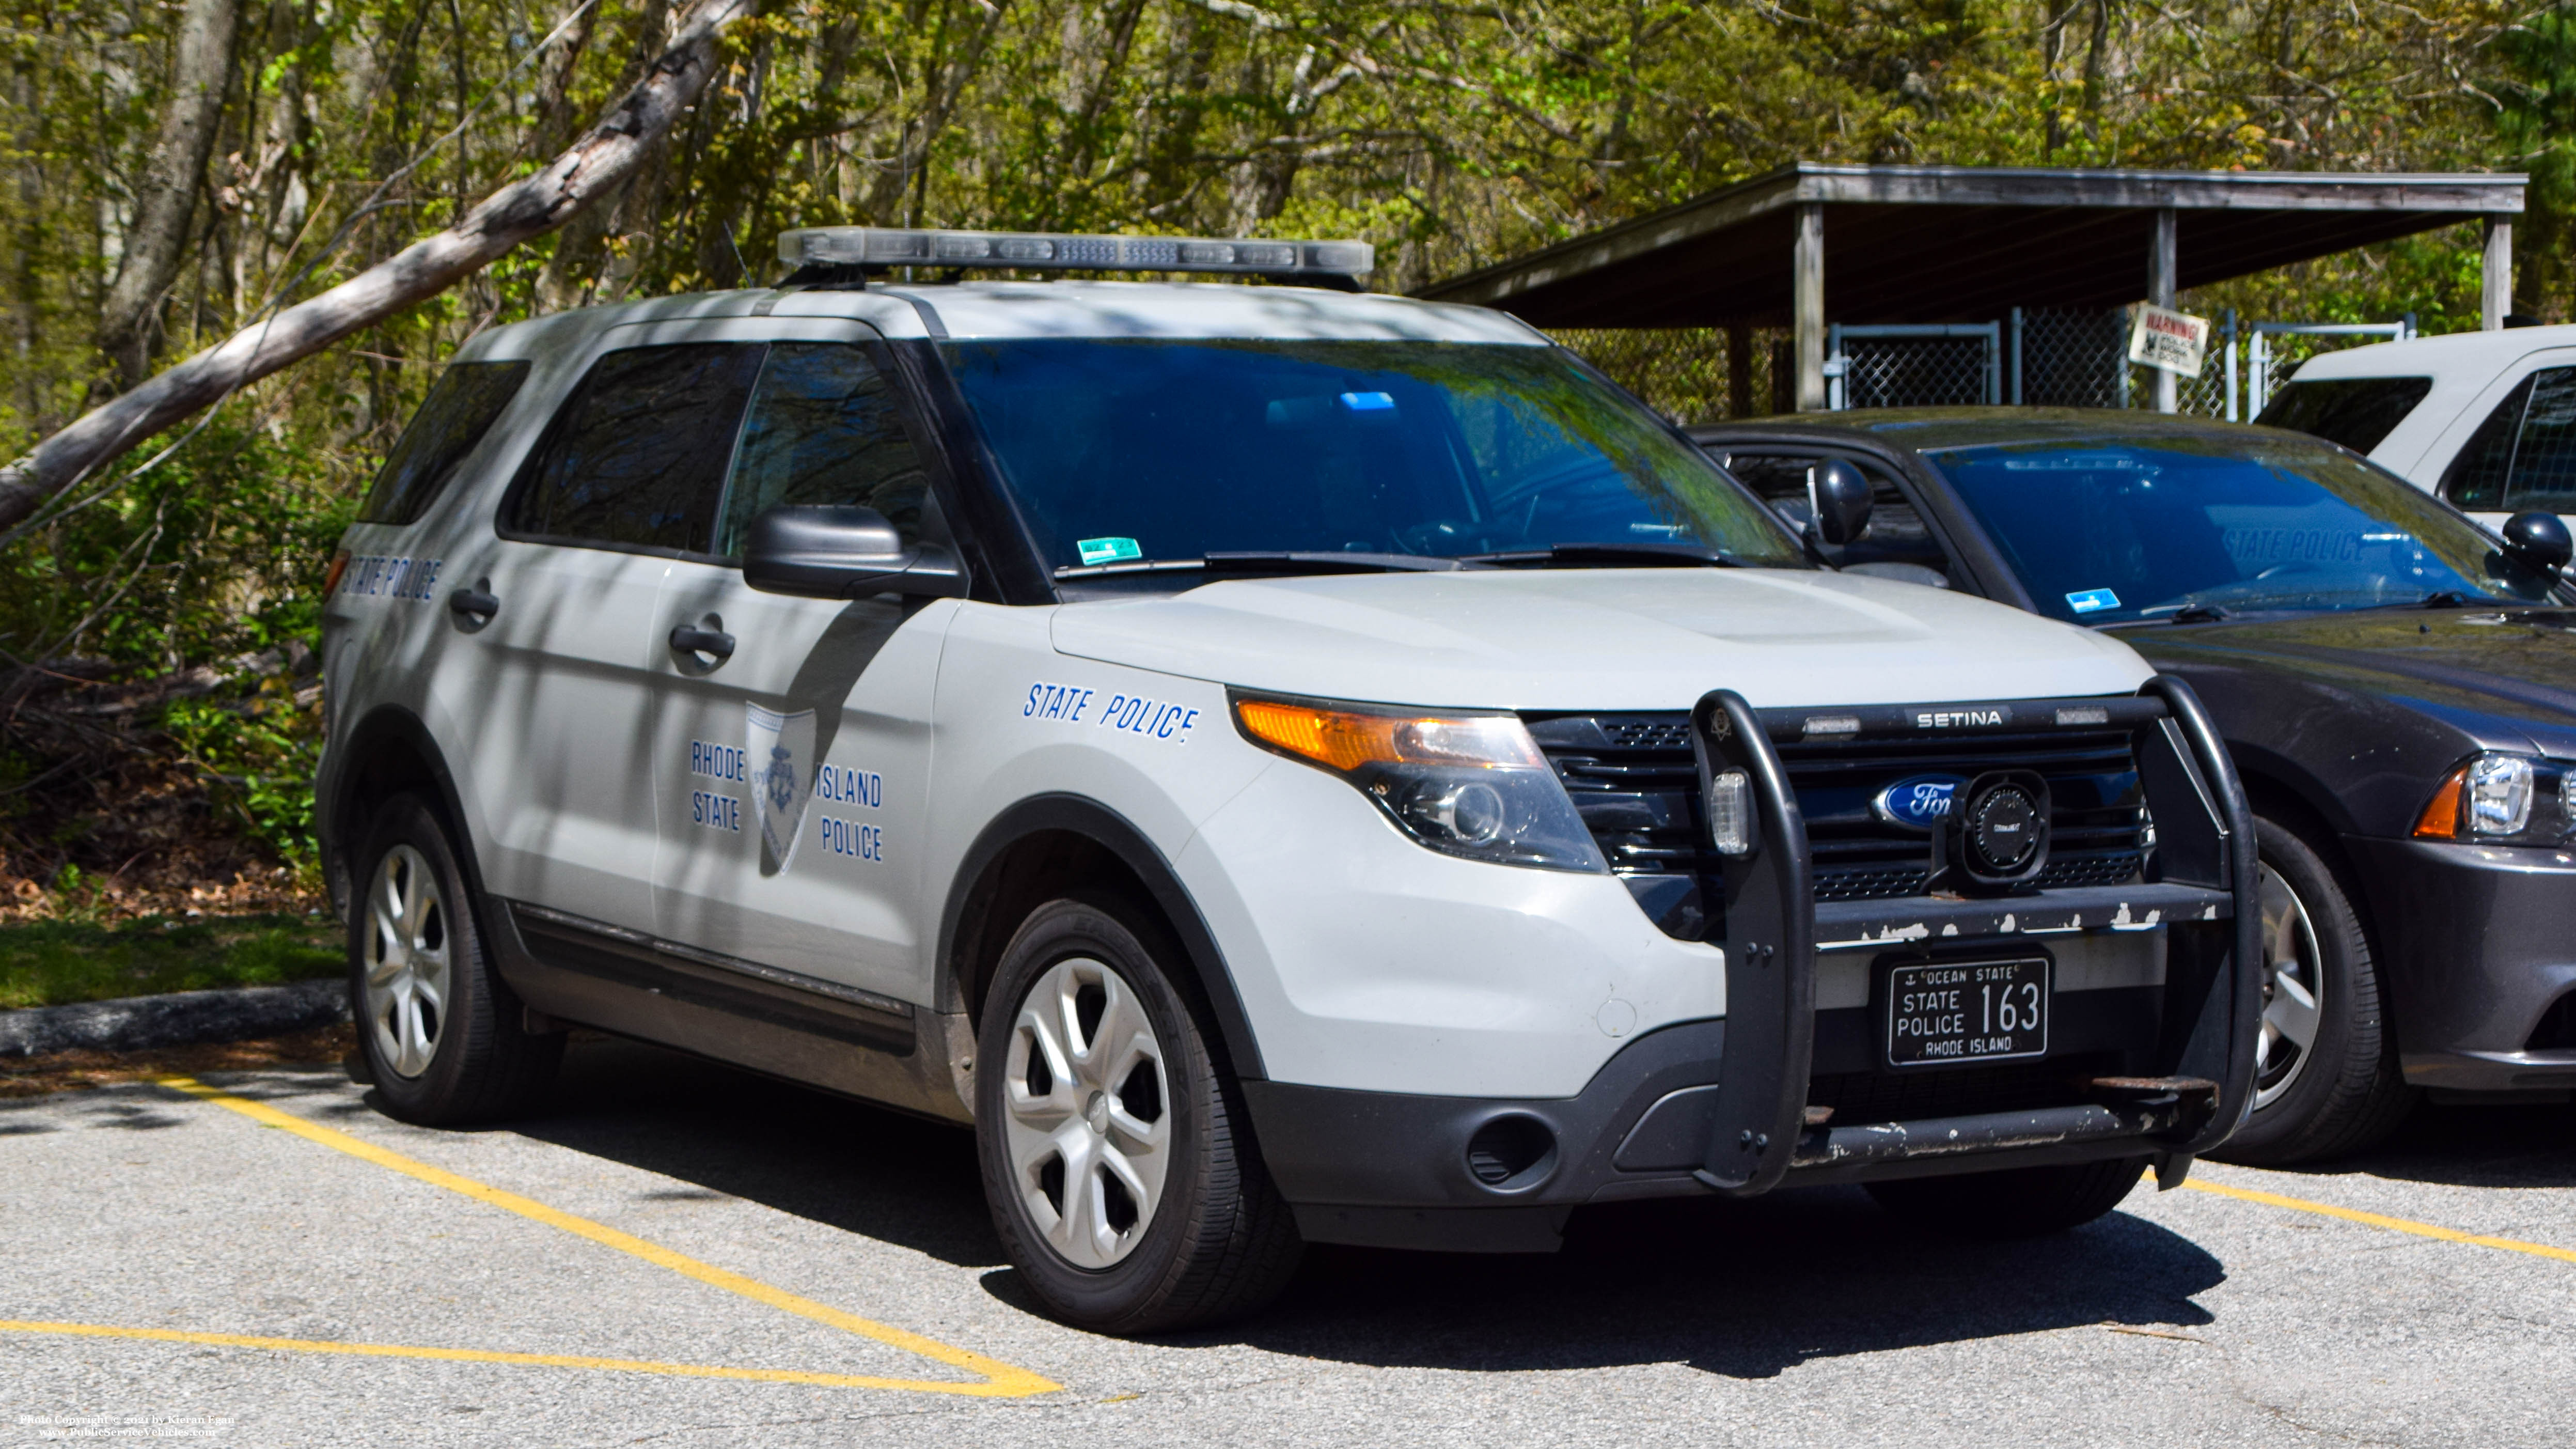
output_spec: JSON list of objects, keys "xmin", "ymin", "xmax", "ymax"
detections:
[{"xmin": 775, "ymin": 227, "xmax": 1373, "ymax": 291}]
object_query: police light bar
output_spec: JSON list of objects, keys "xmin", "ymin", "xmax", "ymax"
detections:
[{"xmin": 777, "ymin": 227, "xmax": 1373, "ymax": 280}]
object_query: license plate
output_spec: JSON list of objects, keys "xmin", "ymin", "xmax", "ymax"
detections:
[{"xmin": 1884, "ymin": 958, "xmax": 2050, "ymax": 1068}]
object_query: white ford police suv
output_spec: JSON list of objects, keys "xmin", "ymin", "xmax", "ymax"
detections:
[{"xmin": 319, "ymin": 227, "xmax": 2260, "ymax": 1333}]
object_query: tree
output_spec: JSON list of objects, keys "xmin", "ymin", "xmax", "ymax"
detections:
[{"xmin": 0, "ymin": 0, "xmax": 757, "ymax": 536}]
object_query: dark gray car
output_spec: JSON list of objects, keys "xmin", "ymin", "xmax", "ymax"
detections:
[{"xmin": 1693, "ymin": 408, "xmax": 2576, "ymax": 1164}]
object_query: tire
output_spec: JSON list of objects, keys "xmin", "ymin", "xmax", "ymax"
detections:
[
  {"xmin": 2207, "ymin": 816, "xmax": 2414, "ymax": 1165},
  {"xmin": 349, "ymin": 793, "xmax": 562, "ymax": 1125},
  {"xmin": 1865, "ymin": 1156, "xmax": 2149, "ymax": 1238},
  {"xmin": 975, "ymin": 896, "xmax": 1302, "ymax": 1334}
]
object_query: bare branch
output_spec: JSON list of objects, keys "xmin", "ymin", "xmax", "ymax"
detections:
[{"xmin": 0, "ymin": 0, "xmax": 758, "ymax": 537}]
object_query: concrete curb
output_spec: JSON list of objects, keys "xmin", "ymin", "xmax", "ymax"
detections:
[{"xmin": 0, "ymin": 978, "xmax": 351, "ymax": 1057}]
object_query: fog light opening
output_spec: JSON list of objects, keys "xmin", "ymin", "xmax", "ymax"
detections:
[{"xmin": 1465, "ymin": 1114, "xmax": 1559, "ymax": 1189}]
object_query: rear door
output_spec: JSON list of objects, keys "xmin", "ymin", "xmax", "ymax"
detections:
[
  {"xmin": 646, "ymin": 323, "xmax": 957, "ymax": 1005},
  {"xmin": 464, "ymin": 338, "xmax": 766, "ymax": 929}
]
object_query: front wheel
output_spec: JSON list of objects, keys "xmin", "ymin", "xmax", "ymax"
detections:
[
  {"xmin": 975, "ymin": 897, "xmax": 1301, "ymax": 1333},
  {"xmin": 2208, "ymin": 817, "xmax": 2413, "ymax": 1165},
  {"xmin": 1865, "ymin": 1157, "xmax": 2148, "ymax": 1238}
]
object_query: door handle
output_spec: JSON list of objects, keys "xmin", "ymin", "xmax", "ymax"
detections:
[
  {"xmin": 669, "ymin": 624, "xmax": 736, "ymax": 661},
  {"xmin": 448, "ymin": 587, "xmax": 500, "ymax": 622}
]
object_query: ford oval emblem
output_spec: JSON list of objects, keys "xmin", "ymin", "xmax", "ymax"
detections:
[{"xmin": 1872, "ymin": 774, "xmax": 1966, "ymax": 833}]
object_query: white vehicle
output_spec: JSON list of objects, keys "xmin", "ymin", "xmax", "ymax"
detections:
[
  {"xmin": 2260, "ymin": 324, "xmax": 2576, "ymax": 531},
  {"xmin": 318, "ymin": 227, "xmax": 2259, "ymax": 1333}
]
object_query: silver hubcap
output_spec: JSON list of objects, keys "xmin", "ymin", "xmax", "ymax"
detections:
[
  {"xmin": 363, "ymin": 844, "xmax": 452, "ymax": 1080},
  {"xmin": 2255, "ymin": 861, "xmax": 2325, "ymax": 1111},
  {"xmin": 1002, "ymin": 956, "xmax": 1170, "ymax": 1270}
]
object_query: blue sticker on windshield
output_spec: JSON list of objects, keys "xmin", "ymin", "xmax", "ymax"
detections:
[
  {"xmin": 1339, "ymin": 391, "xmax": 1395, "ymax": 412},
  {"xmin": 2066, "ymin": 588, "xmax": 2121, "ymax": 614},
  {"xmin": 1078, "ymin": 537, "xmax": 1143, "ymax": 566}
]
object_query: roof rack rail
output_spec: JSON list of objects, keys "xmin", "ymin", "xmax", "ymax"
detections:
[{"xmin": 775, "ymin": 227, "xmax": 1373, "ymax": 289}]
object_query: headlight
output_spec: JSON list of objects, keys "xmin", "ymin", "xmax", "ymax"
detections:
[
  {"xmin": 2413, "ymin": 753, "xmax": 2570, "ymax": 843},
  {"xmin": 1232, "ymin": 693, "xmax": 1608, "ymax": 872}
]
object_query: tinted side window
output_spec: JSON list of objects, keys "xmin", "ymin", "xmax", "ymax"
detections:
[
  {"xmin": 2253, "ymin": 375, "xmax": 2432, "ymax": 456},
  {"xmin": 717, "ymin": 342, "xmax": 932, "ymax": 557},
  {"xmin": 502, "ymin": 344, "xmax": 766, "ymax": 553},
  {"xmin": 2440, "ymin": 374, "xmax": 2532, "ymax": 511},
  {"xmin": 1711, "ymin": 450, "xmax": 1947, "ymax": 577},
  {"xmin": 2501, "ymin": 367, "xmax": 2576, "ymax": 514},
  {"xmin": 357, "ymin": 361, "xmax": 530, "ymax": 525}
]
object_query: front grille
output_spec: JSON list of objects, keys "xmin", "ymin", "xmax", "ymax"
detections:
[{"xmin": 1526, "ymin": 709, "xmax": 2146, "ymax": 939}]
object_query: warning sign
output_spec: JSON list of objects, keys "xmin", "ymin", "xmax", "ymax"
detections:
[{"xmin": 2128, "ymin": 304, "xmax": 2210, "ymax": 377}]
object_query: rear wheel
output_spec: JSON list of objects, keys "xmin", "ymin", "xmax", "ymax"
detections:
[
  {"xmin": 2208, "ymin": 816, "xmax": 2413, "ymax": 1165},
  {"xmin": 975, "ymin": 897, "xmax": 1301, "ymax": 1333},
  {"xmin": 350, "ymin": 793, "xmax": 561, "ymax": 1125},
  {"xmin": 1865, "ymin": 1156, "xmax": 2148, "ymax": 1238}
]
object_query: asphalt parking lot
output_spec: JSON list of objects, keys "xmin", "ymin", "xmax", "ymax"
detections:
[{"xmin": 3, "ymin": 1037, "xmax": 2570, "ymax": 1448}]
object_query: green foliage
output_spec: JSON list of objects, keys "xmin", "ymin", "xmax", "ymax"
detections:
[
  {"xmin": 0, "ymin": 911, "xmax": 340, "ymax": 1009},
  {"xmin": 161, "ymin": 679, "xmax": 327, "ymax": 870}
]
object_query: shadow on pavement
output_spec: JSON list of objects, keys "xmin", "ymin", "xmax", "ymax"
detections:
[
  {"xmin": 1186, "ymin": 1186, "xmax": 2223, "ymax": 1379},
  {"xmin": 213, "ymin": 1035, "xmax": 2229, "ymax": 1376},
  {"xmin": 501, "ymin": 1037, "xmax": 1003, "ymax": 1269},
  {"xmin": 2259, "ymin": 1099, "xmax": 2576, "ymax": 1190}
]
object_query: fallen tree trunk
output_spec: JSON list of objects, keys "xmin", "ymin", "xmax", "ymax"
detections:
[{"xmin": 0, "ymin": 0, "xmax": 757, "ymax": 535}]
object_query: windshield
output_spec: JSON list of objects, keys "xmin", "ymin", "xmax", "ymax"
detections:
[
  {"xmin": 936, "ymin": 339, "xmax": 1805, "ymax": 572},
  {"xmin": 1923, "ymin": 435, "xmax": 2561, "ymax": 625}
]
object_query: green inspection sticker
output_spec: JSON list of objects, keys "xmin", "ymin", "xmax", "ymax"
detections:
[{"xmin": 1077, "ymin": 537, "xmax": 1143, "ymax": 566}]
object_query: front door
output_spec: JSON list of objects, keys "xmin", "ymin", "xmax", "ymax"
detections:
[
  {"xmin": 461, "ymin": 339, "xmax": 768, "ymax": 929},
  {"xmin": 648, "ymin": 331, "xmax": 955, "ymax": 1004}
]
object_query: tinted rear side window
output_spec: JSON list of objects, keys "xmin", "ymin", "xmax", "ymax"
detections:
[
  {"xmin": 501, "ymin": 344, "xmax": 766, "ymax": 554},
  {"xmin": 2441, "ymin": 366, "xmax": 2576, "ymax": 514},
  {"xmin": 2254, "ymin": 376, "xmax": 2431, "ymax": 455},
  {"xmin": 357, "ymin": 361, "xmax": 530, "ymax": 525}
]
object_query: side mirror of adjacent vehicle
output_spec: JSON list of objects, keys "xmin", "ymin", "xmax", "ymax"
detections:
[
  {"xmin": 1807, "ymin": 458, "xmax": 1874, "ymax": 549},
  {"xmin": 2500, "ymin": 509, "xmax": 2573, "ymax": 580},
  {"xmin": 741, "ymin": 505, "xmax": 969, "ymax": 600}
]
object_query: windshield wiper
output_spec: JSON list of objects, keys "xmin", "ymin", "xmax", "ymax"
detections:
[
  {"xmin": 2166, "ymin": 603, "xmax": 2229, "ymax": 625},
  {"xmin": 1053, "ymin": 550, "xmax": 1473, "ymax": 580},
  {"xmin": 1462, "ymin": 541, "xmax": 1746, "ymax": 569}
]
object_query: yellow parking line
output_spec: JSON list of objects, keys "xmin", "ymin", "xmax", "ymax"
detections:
[
  {"xmin": 2181, "ymin": 1175, "xmax": 2576, "ymax": 1266},
  {"xmin": 22, "ymin": 1076, "xmax": 1059, "ymax": 1397},
  {"xmin": 0, "ymin": 1320, "xmax": 1008, "ymax": 1390}
]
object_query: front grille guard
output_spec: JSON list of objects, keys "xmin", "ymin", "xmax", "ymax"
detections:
[{"xmin": 1687, "ymin": 676, "xmax": 2261, "ymax": 1197}]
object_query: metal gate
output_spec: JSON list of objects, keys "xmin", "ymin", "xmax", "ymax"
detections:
[{"xmin": 1826, "ymin": 323, "xmax": 2001, "ymax": 410}]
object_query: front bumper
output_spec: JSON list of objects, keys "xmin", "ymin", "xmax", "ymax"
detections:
[
  {"xmin": 1243, "ymin": 677, "xmax": 2258, "ymax": 1253},
  {"xmin": 1248, "ymin": 1001, "xmax": 2225, "ymax": 1254},
  {"xmin": 2344, "ymin": 836, "xmax": 2576, "ymax": 1095}
]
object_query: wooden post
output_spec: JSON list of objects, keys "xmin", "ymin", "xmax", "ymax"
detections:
[
  {"xmin": 1726, "ymin": 324, "xmax": 1754, "ymax": 417},
  {"xmin": 2149, "ymin": 207, "xmax": 2178, "ymax": 414},
  {"xmin": 1794, "ymin": 204, "xmax": 1826, "ymax": 412},
  {"xmin": 2485, "ymin": 216, "xmax": 2515, "ymax": 331}
]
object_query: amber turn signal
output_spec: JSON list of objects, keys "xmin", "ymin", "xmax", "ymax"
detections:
[
  {"xmin": 1231, "ymin": 697, "xmax": 1542, "ymax": 775},
  {"xmin": 2412, "ymin": 764, "xmax": 2468, "ymax": 839},
  {"xmin": 322, "ymin": 548, "xmax": 351, "ymax": 598}
]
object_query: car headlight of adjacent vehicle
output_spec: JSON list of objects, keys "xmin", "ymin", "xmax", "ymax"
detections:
[
  {"xmin": 1231, "ymin": 692, "xmax": 1608, "ymax": 872},
  {"xmin": 2412, "ymin": 753, "xmax": 2575, "ymax": 844}
]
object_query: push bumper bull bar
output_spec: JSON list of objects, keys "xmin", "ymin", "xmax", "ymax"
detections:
[{"xmin": 1689, "ymin": 676, "xmax": 2264, "ymax": 1197}]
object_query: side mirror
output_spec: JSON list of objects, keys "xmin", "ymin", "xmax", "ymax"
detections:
[
  {"xmin": 2501, "ymin": 509, "xmax": 2573, "ymax": 579},
  {"xmin": 1807, "ymin": 458, "xmax": 1874, "ymax": 549},
  {"xmin": 741, "ymin": 505, "xmax": 968, "ymax": 600}
]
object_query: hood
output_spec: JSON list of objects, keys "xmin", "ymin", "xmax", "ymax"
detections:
[
  {"xmin": 1050, "ymin": 568, "xmax": 2150, "ymax": 711},
  {"xmin": 2123, "ymin": 607, "xmax": 2576, "ymax": 757}
]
